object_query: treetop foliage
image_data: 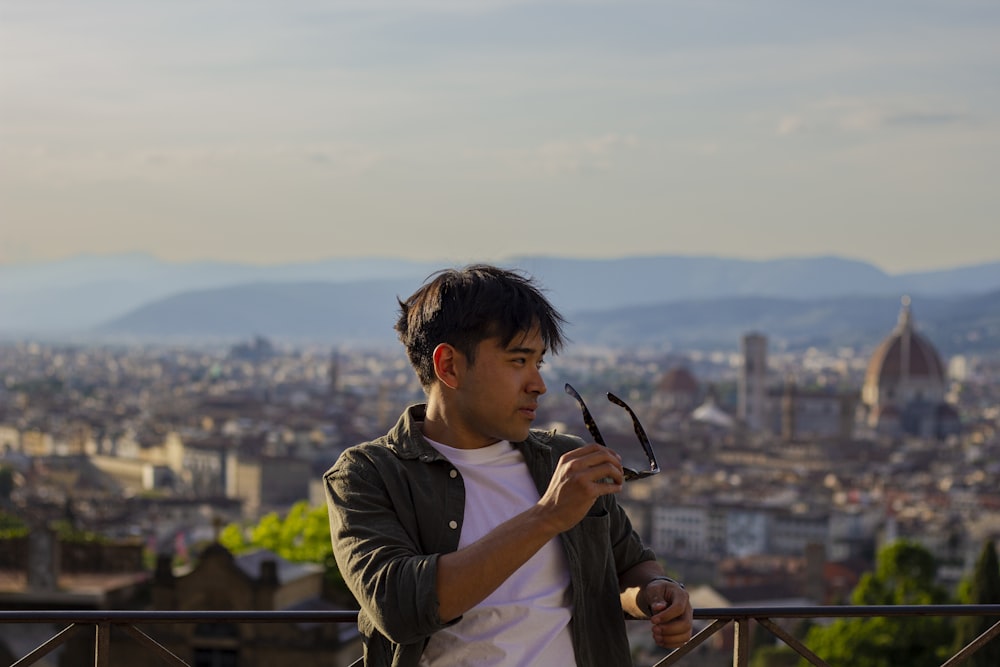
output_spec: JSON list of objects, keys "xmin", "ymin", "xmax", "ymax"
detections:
[{"xmin": 220, "ymin": 501, "xmax": 332, "ymax": 564}]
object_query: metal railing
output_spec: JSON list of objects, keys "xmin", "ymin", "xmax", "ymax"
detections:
[
  {"xmin": 662, "ymin": 605, "xmax": 1000, "ymax": 667},
  {"xmin": 1, "ymin": 605, "xmax": 999, "ymax": 667}
]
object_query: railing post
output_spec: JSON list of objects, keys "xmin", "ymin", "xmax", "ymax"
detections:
[
  {"xmin": 94, "ymin": 622, "xmax": 110, "ymax": 667},
  {"xmin": 733, "ymin": 618, "xmax": 750, "ymax": 667}
]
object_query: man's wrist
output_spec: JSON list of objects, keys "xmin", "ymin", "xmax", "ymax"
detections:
[{"xmin": 647, "ymin": 575, "xmax": 685, "ymax": 589}]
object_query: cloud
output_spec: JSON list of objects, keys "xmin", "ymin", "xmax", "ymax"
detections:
[
  {"xmin": 776, "ymin": 97, "xmax": 971, "ymax": 136},
  {"xmin": 776, "ymin": 115, "xmax": 805, "ymax": 136},
  {"xmin": 884, "ymin": 112, "xmax": 967, "ymax": 127},
  {"xmin": 535, "ymin": 133, "xmax": 638, "ymax": 174}
]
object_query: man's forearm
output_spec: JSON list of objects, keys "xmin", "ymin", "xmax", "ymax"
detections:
[{"xmin": 435, "ymin": 504, "xmax": 562, "ymax": 622}]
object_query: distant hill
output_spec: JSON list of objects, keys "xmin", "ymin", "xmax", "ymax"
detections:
[
  {"xmin": 511, "ymin": 255, "xmax": 899, "ymax": 311},
  {"xmin": 4, "ymin": 253, "xmax": 1000, "ymax": 347},
  {"xmin": 571, "ymin": 290, "xmax": 1000, "ymax": 353},
  {"xmin": 0, "ymin": 253, "xmax": 439, "ymax": 334},
  {"xmin": 95, "ymin": 280, "xmax": 1000, "ymax": 354},
  {"xmin": 98, "ymin": 280, "xmax": 416, "ymax": 344}
]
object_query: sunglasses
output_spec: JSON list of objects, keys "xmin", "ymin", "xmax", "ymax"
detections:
[{"xmin": 564, "ymin": 383, "xmax": 660, "ymax": 481}]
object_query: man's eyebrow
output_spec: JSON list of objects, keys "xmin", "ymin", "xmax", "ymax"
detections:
[{"xmin": 506, "ymin": 344, "xmax": 547, "ymax": 355}]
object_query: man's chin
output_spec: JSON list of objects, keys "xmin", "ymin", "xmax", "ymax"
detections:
[{"xmin": 507, "ymin": 427, "xmax": 532, "ymax": 443}]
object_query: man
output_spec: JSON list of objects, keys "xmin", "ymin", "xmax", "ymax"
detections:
[{"xmin": 325, "ymin": 264, "xmax": 692, "ymax": 666}]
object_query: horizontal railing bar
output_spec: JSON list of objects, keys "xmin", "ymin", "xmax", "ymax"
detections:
[
  {"xmin": 1, "ymin": 605, "xmax": 999, "ymax": 625},
  {"xmin": 3, "ymin": 606, "xmax": 999, "ymax": 667},
  {"xmin": 0, "ymin": 610, "xmax": 360, "ymax": 623},
  {"xmin": 692, "ymin": 605, "xmax": 1000, "ymax": 619}
]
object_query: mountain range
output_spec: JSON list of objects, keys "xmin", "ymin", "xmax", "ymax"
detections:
[{"xmin": 2, "ymin": 253, "xmax": 1000, "ymax": 352}]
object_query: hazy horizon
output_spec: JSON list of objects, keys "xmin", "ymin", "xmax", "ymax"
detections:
[{"xmin": 3, "ymin": 249, "xmax": 1000, "ymax": 276}]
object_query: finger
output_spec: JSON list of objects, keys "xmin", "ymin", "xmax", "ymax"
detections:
[
  {"xmin": 653, "ymin": 613, "xmax": 692, "ymax": 632},
  {"xmin": 589, "ymin": 462, "xmax": 624, "ymax": 487},
  {"xmin": 561, "ymin": 447, "xmax": 621, "ymax": 475},
  {"xmin": 652, "ymin": 614, "xmax": 693, "ymax": 640},
  {"xmin": 567, "ymin": 449, "xmax": 624, "ymax": 483},
  {"xmin": 652, "ymin": 618, "xmax": 693, "ymax": 648},
  {"xmin": 650, "ymin": 597, "xmax": 689, "ymax": 623},
  {"xmin": 557, "ymin": 444, "xmax": 603, "ymax": 464},
  {"xmin": 644, "ymin": 587, "xmax": 667, "ymax": 615},
  {"xmin": 654, "ymin": 629, "xmax": 692, "ymax": 649},
  {"xmin": 651, "ymin": 610, "xmax": 684, "ymax": 627}
]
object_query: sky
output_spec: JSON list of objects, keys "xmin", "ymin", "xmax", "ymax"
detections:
[{"xmin": 2, "ymin": 0, "xmax": 999, "ymax": 273}]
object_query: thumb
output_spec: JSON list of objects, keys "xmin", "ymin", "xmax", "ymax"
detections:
[{"xmin": 645, "ymin": 587, "xmax": 668, "ymax": 616}]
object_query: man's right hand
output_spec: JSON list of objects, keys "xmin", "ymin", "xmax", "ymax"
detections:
[{"xmin": 535, "ymin": 444, "xmax": 625, "ymax": 533}]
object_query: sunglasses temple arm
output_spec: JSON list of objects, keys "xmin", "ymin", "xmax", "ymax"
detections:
[
  {"xmin": 607, "ymin": 393, "xmax": 659, "ymax": 472},
  {"xmin": 579, "ymin": 405, "xmax": 607, "ymax": 447},
  {"xmin": 565, "ymin": 384, "xmax": 608, "ymax": 447}
]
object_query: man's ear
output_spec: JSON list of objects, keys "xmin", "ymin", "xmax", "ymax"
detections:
[{"xmin": 432, "ymin": 343, "xmax": 462, "ymax": 390}]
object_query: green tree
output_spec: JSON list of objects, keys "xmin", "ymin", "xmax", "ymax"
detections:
[
  {"xmin": 952, "ymin": 540, "xmax": 1000, "ymax": 666},
  {"xmin": 221, "ymin": 502, "xmax": 353, "ymax": 603},
  {"xmin": 249, "ymin": 511, "xmax": 285, "ymax": 553},
  {"xmin": 0, "ymin": 510, "xmax": 28, "ymax": 538},
  {"xmin": 218, "ymin": 522, "xmax": 250, "ymax": 553},
  {"xmin": 802, "ymin": 541, "xmax": 951, "ymax": 667},
  {"xmin": 231, "ymin": 501, "xmax": 334, "ymax": 562}
]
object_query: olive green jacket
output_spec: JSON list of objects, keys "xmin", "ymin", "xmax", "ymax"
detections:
[{"xmin": 324, "ymin": 404, "xmax": 655, "ymax": 666}]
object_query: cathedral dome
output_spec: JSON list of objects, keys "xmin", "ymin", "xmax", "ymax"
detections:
[
  {"xmin": 862, "ymin": 297, "xmax": 956, "ymax": 438},
  {"xmin": 863, "ymin": 297, "xmax": 945, "ymax": 389},
  {"xmin": 657, "ymin": 367, "xmax": 699, "ymax": 394}
]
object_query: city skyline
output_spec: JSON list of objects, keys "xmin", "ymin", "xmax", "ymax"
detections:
[{"xmin": 3, "ymin": 1, "xmax": 999, "ymax": 273}]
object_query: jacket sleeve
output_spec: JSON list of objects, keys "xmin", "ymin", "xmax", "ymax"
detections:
[
  {"xmin": 606, "ymin": 492, "xmax": 657, "ymax": 576},
  {"xmin": 324, "ymin": 447, "xmax": 455, "ymax": 645}
]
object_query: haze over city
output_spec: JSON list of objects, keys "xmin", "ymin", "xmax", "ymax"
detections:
[{"xmin": 3, "ymin": 0, "xmax": 999, "ymax": 272}]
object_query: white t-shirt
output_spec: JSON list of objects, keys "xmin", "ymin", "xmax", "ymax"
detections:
[{"xmin": 419, "ymin": 438, "xmax": 575, "ymax": 667}]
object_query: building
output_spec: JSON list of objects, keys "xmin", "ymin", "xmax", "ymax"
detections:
[
  {"xmin": 60, "ymin": 543, "xmax": 361, "ymax": 667},
  {"xmin": 226, "ymin": 453, "xmax": 312, "ymax": 518},
  {"xmin": 738, "ymin": 333, "xmax": 768, "ymax": 432},
  {"xmin": 652, "ymin": 366, "xmax": 700, "ymax": 413},
  {"xmin": 861, "ymin": 297, "xmax": 960, "ymax": 438},
  {"xmin": 651, "ymin": 503, "xmax": 829, "ymax": 560},
  {"xmin": 0, "ymin": 526, "xmax": 150, "ymax": 665},
  {"xmin": 764, "ymin": 379, "xmax": 856, "ymax": 441}
]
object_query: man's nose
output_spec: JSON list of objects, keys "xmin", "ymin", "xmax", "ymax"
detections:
[{"xmin": 529, "ymin": 367, "xmax": 547, "ymax": 395}]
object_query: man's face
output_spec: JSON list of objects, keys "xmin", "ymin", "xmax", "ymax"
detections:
[{"xmin": 448, "ymin": 326, "xmax": 548, "ymax": 448}]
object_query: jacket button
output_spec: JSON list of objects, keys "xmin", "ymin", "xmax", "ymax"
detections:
[
  {"xmin": 449, "ymin": 521, "xmax": 458, "ymax": 530},
  {"xmin": 449, "ymin": 469, "xmax": 458, "ymax": 478}
]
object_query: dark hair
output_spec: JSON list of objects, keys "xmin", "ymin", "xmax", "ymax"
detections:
[{"xmin": 395, "ymin": 264, "xmax": 567, "ymax": 387}]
